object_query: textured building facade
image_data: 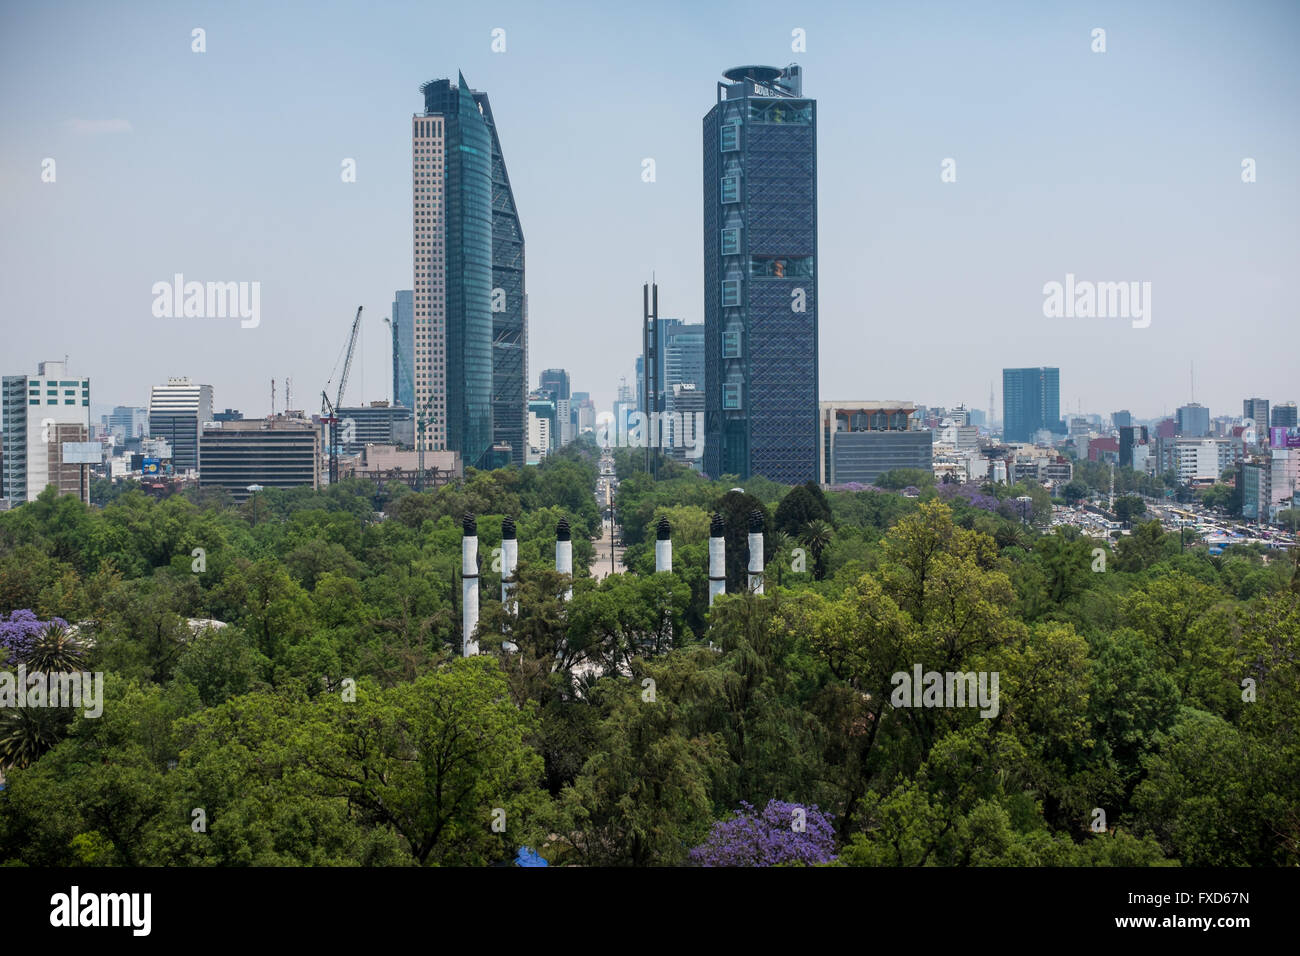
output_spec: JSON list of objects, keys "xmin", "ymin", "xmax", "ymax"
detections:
[
  {"xmin": 474, "ymin": 91, "xmax": 527, "ymax": 469},
  {"xmin": 411, "ymin": 106, "xmax": 448, "ymax": 452},
  {"xmin": 420, "ymin": 75, "xmax": 494, "ymax": 470},
  {"xmin": 704, "ymin": 64, "xmax": 818, "ymax": 482}
]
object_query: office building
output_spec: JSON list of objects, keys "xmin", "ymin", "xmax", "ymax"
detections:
[
  {"xmin": 1119, "ymin": 425, "xmax": 1149, "ymax": 468},
  {"xmin": 391, "ymin": 290, "xmax": 415, "ymax": 411},
  {"xmin": 527, "ymin": 410, "xmax": 550, "ymax": 464},
  {"xmin": 198, "ymin": 417, "xmax": 321, "ymax": 501},
  {"xmin": 1272, "ymin": 402, "xmax": 1298, "ymax": 429},
  {"xmin": 539, "ymin": 369, "xmax": 570, "ymax": 403},
  {"xmin": 335, "ymin": 402, "xmax": 415, "ymax": 452},
  {"xmin": 342, "ymin": 444, "xmax": 461, "ymax": 484},
  {"xmin": 1174, "ymin": 437, "xmax": 1233, "ymax": 483},
  {"xmin": 818, "ymin": 401, "xmax": 931, "ymax": 486},
  {"xmin": 148, "ymin": 377, "xmax": 214, "ymax": 473},
  {"xmin": 575, "ymin": 396, "xmax": 596, "ymax": 435},
  {"xmin": 1176, "ymin": 402, "xmax": 1210, "ymax": 438},
  {"xmin": 101, "ymin": 406, "xmax": 148, "ymax": 443},
  {"xmin": 1002, "ymin": 368, "xmax": 1060, "ymax": 443},
  {"xmin": 1011, "ymin": 455, "xmax": 1074, "ymax": 485},
  {"xmin": 1112, "ymin": 410, "xmax": 1133, "ymax": 429},
  {"xmin": 472, "ymin": 90, "xmax": 528, "ymax": 469},
  {"xmin": 213, "ymin": 408, "xmax": 243, "ymax": 422},
  {"xmin": 638, "ymin": 316, "xmax": 704, "ymax": 419},
  {"xmin": 1, "ymin": 361, "xmax": 92, "ymax": 505},
  {"xmin": 1243, "ymin": 398, "xmax": 1270, "ymax": 436},
  {"xmin": 527, "ymin": 396, "xmax": 556, "ymax": 454},
  {"xmin": 1269, "ymin": 448, "xmax": 1299, "ymax": 521},
  {"xmin": 1239, "ymin": 459, "xmax": 1269, "ymax": 521},
  {"xmin": 664, "ymin": 323, "xmax": 704, "ymax": 396},
  {"xmin": 667, "ymin": 382, "xmax": 706, "ymax": 466},
  {"xmin": 414, "ymin": 73, "xmax": 493, "ymax": 469},
  {"xmin": 704, "ymin": 63, "xmax": 819, "ymax": 483}
]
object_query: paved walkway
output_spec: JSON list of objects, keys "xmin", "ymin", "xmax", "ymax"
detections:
[{"xmin": 591, "ymin": 517, "xmax": 623, "ymax": 580}]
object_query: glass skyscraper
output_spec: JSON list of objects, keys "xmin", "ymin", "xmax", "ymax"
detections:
[
  {"xmin": 473, "ymin": 91, "xmax": 527, "ymax": 469},
  {"xmin": 1002, "ymin": 367, "xmax": 1061, "ymax": 443},
  {"xmin": 704, "ymin": 64, "xmax": 819, "ymax": 483},
  {"xmin": 417, "ymin": 73, "xmax": 495, "ymax": 469}
]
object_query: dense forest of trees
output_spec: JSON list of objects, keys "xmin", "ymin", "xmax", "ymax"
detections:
[{"xmin": 1, "ymin": 438, "xmax": 1296, "ymax": 866}]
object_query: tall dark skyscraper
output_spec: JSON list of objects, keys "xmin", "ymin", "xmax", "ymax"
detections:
[
  {"xmin": 417, "ymin": 74, "xmax": 494, "ymax": 469},
  {"xmin": 1002, "ymin": 367, "xmax": 1060, "ymax": 443},
  {"xmin": 473, "ymin": 91, "xmax": 527, "ymax": 468},
  {"xmin": 704, "ymin": 63, "xmax": 818, "ymax": 483},
  {"xmin": 539, "ymin": 368, "xmax": 570, "ymax": 401}
]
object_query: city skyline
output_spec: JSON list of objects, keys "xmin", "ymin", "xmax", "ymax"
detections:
[{"xmin": 2, "ymin": 1, "xmax": 1298, "ymax": 426}]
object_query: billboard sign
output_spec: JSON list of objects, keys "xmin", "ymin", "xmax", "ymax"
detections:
[
  {"xmin": 1270, "ymin": 427, "xmax": 1300, "ymax": 449},
  {"xmin": 61, "ymin": 441, "xmax": 101, "ymax": 464},
  {"xmin": 142, "ymin": 457, "xmax": 161, "ymax": 475}
]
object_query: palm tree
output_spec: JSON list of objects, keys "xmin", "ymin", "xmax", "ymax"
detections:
[
  {"xmin": 24, "ymin": 622, "xmax": 87, "ymax": 674},
  {"xmin": 769, "ymin": 531, "xmax": 794, "ymax": 586},
  {"xmin": 0, "ymin": 707, "xmax": 68, "ymax": 770},
  {"xmin": 799, "ymin": 519, "xmax": 834, "ymax": 580}
]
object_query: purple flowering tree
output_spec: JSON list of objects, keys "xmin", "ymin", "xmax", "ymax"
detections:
[
  {"xmin": 689, "ymin": 800, "xmax": 837, "ymax": 867},
  {"xmin": 937, "ymin": 482, "xmax": 1001, "ymax": 513},
  {"xmin": 0, "ymin": 610, "xmax": 67, "ymax": 666}
]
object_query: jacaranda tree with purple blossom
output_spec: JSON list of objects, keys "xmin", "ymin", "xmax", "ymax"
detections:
[
  {"xmin": 689, "ymin": 800, "xmax": 836, "ymax": 867},
  {"xmin": 0, "ymin": 610, "xmax": 66, "ymax": 666},
  {"xmin": 937, "ymin": 482, "xmax": 1000, "ymax": 514}
]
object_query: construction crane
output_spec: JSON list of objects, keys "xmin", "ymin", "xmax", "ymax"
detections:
[
  {"xmin": 320, "ymin": 391, "xmax": 340, "ymax": 484},
  {"xmin": 321, "ymin": 306, "xmax": 363, "ymax": 485}
]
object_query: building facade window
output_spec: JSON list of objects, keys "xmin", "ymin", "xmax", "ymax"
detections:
[
  {"xmin": 722, "ymin": 330, "xmax": 742, "ymax": 358},
  {"xmin": 720, "ymin": 228, "xmax": 740, "ymax": 257},
  {"xmin": 721, "ymin": 278, "xmax": 741, "ymax": 308},
  {"xmin": 723, "ymin": 383, "xmax": 742, "ymax": 410},
  {"xmin": 720, "ymin": 176, "xmax": 739, "ymax": 204},
  {"xmin": 720, "ymin": 123, "xmax": 740, "ymax": 152}
]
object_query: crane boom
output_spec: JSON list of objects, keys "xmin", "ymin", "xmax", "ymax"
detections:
[{"xmin": 336, "ymin": 306, "xmax": 363, "ymax": 410}]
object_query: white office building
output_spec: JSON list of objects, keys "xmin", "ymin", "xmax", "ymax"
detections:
[
  {"xmin": 1174, "ymin": 437, "xmax": 1233, "ymax": 483},
  {"xmin": 1, "ymin": 361, "xmax": 92, "ymax": 505},
  {"xmin": 148, "ymin": 377, "xmax": 213, "ymax": 474}
]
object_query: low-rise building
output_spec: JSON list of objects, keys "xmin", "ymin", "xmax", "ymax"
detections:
[
  {"xmin": 199, "ymin": 416, "xmax": 321, "ymax": 501},
  {"xmin": 819, "ymin": 401, "xmax": 932, "ymax": 485}
]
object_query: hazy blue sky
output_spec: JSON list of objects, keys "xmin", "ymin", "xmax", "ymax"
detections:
[{"xmin": 2, "ymin": 0, "xmax": 1296, "ymax": 424}]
